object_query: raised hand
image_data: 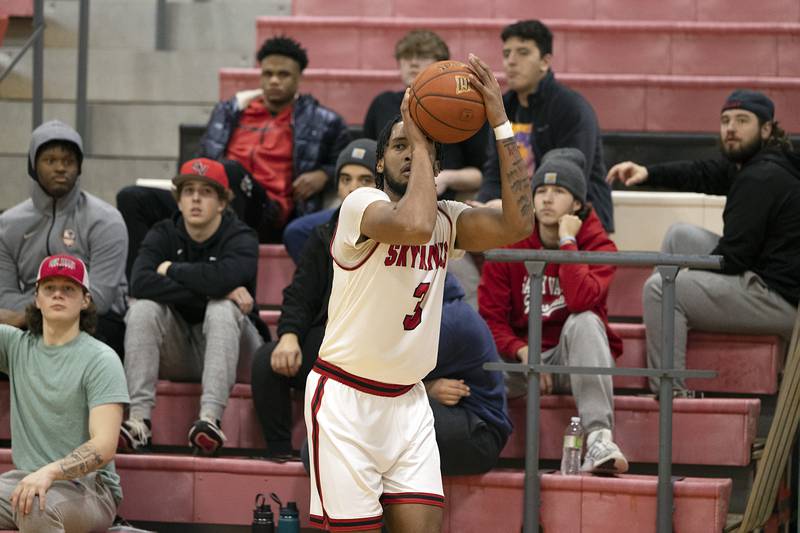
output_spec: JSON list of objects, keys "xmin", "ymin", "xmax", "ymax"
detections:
[
  {"xmin": 606, "ymin": 161, "xmax": 649, "ymax": 187},
  {"xmin": 466, "ymin": 53, "xmax": 508, "ymax": 128}
]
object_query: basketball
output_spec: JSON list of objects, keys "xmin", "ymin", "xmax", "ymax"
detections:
[{"xmin": 409, "ymin": 60, "xmax": 486, "ymax": 144}]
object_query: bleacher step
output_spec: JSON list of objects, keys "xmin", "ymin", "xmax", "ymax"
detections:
[
  {"xmin": 219, "ymin": 68, "xmax": 800, "ymax": 133},
  {"xmin": 255, "ymin": 16, "xmax": 800, "ymax": 77},
  {"xmin": 4, "ymin": 380, "xmax": 754, "ymax": 467},
  {"xmin": 0, "ymin": 449, "xmax": 734, "ymax": 532},
  {"xmin": 290, "ymin": 0, "xmax": 800, "ymax": 23}
]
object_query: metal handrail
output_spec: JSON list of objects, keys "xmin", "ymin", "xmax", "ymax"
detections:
[{"xmin": 482, "ymin": 249, "xmax": 723, "ymax": 533}]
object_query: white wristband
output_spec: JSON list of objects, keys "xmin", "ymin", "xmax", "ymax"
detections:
[{"xmin": 493, "ymin": 120, "xmax": 514, "ymax": 140}]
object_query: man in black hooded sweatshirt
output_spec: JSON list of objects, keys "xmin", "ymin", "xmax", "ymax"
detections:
[{"xmin": 608, "ymin": 89, "xmax": 800, "ymax": 395}]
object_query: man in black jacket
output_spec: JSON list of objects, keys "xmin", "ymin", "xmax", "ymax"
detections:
[
  {"xmin": 119, "ymin": 158, "xmax": 267, "ymax": 455},
  {"xmin": 607, "ymin": 90, "xmax": 800, "ymax": 394},
  {"xmin": 477, "ymin": 19, "xmax": 614, "ymax": 233}
]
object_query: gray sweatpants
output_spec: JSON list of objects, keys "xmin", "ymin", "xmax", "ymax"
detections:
[
  {"xmin": 507, "ymin": 311, "xmax": 615, "ymax": 433},
  {"xmin": 124, "ymin": 299, "xmax": 263, "ymax": 422},
  {"xmin": 643, "ymin": 222, "xmax": 797, "ymax": 392},
  {"xmin": 0, "ymin": 470, "xmax": 116, "ymax": 533}
]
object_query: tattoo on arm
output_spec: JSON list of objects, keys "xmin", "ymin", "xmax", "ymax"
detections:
[
  {"xmin": 58, "ymin": 443, "xmax": 104, "ymax": 479},
  {"xmin": 499, "ymin": 139, "xmax": 533, "ymax": 217}
]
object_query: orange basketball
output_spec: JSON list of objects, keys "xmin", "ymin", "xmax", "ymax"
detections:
[{"xmin": 409, "ymin": 60, "xmax": 486, "ymax": 144}]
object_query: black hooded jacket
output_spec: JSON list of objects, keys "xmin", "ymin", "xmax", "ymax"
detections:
[
  {"xmin": 646, "ymin": 148, "xmax": 800, "ymax": 305},
  {"xmin": 130, "ymin": 210, "xmax": 269, "ymax": 339}
]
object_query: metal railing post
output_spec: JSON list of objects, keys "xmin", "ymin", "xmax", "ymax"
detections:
[
  {"xmin": 155, "ymin": 0, "xmax": 168, "ymax": 51},
  {"xmin": 75, "ymin": 0, "xmax": 90, "ymax": 148},
  {"xmin": 32, "ymin": 0, "xmax": 45, "ymax": 129},
  {"xmin": 523, "ymin": 261, "xmax": 546, "ymax": 533},
  {"xmin": 656, "ymin": 265, "xmax": 680, "ymax": 533}
]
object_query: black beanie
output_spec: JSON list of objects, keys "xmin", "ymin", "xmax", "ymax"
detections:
[{"xmin": 721, "ymin": 89, "xmax": 774, "ymax": 123}]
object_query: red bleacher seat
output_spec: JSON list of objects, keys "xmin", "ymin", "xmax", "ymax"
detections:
[
  {"xmin": 0, "ymin": 0, "xmax": 33, "ymax": 17},
  {"xmin": 0, "ymin": 449, "xmax": 732, "ymax": 532},
  {"xmin": 613, "ymin": 323, "xmax": 784, "ymax": 393},
  {"xmin": 120, "ymin": 380, "xmax": 759, "ymax": 468},
  {"xmin": 501, "ymin": 395, "xmax": 759, "ymax": 466},
  {"xmin": 291, "ymin": 0, "xmax": 800, "ymax": 22},
  {"xmin": 606, "ymin": 265, "xmax": 652, "ymax": 319},
  {"xmin": 256, "ymin": 244, "xmax": 295, "ymax": 308},
  {"xmin": 219, "ymin": 68, "xmax": 800, "ymax": 133},
  {"xmin": 255, "ymin": 17, "xmax": 800, "ymax": 77}
]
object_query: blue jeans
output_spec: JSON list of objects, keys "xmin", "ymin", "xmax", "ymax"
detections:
[{"xmin": 282, "ymin": 208, "xmax": 336, "ymax": 264}]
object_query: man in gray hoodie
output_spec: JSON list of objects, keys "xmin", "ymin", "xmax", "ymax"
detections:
[{"xmin": 0, "ymin": 121, "xmax": 129, "ymax": 357}]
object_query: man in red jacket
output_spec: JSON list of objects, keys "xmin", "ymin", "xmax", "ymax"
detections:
[{"xmin": 478, "ymin": 147, "xmax": 628, "ymax": 474}]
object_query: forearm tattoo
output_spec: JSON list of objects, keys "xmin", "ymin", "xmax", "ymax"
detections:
[
  {"xmin": 59, "ymin": 443, "xmax": 104, "ymax": 479},
  {"xmin": 500, "ymin": 138, "xmax": 533, "ymax": 218}
]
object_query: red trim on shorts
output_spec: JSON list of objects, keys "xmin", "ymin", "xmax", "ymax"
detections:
[
  {"xmin": 310, "ymin": 375, "xmax": 329, "ymax": 527},
  {"xmin": 380, "ymin": 492, "xmax": 446, "ymax": 507},
  {"xmin": 310, "ymin": 514, "xmax": 384, "ymax": 532},
  {"xmin": 314, "ymin": 359, "xmax": 414, "ymax": 397},
  {"xmin": 329, "ymin": 224, "xmax": 379, "ymax": 271}
]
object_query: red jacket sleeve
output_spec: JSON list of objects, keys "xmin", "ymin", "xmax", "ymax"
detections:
[
  {"xmin": 478, "ymin": 260, "xmax": 528, "ymax": 360},
  {"xmin": 557, "ymin": 213, "xmax": 618, "ymax": 313}
]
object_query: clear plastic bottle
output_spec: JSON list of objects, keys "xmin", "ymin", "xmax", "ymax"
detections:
[{"xmin": 560, "ymin": 416, "xmax": 584, "ymax": 475}]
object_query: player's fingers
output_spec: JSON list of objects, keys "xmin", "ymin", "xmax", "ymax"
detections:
[{"xmin": 468, "ymin": 53, "xmax": 491, "ymax": 79}]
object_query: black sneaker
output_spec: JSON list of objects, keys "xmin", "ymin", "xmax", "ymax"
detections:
[
  {"xmin": 118, "ymin": 418, "xmax": 152, "ymax": 452},
  {"xmin": 188, "ymin": 418, "xmax": 226, "ymax": 456}
]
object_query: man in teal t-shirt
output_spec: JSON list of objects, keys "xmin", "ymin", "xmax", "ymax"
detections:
[{"xmin": 0, "ymin": 254, "xmax": 129, "ymax": 532}]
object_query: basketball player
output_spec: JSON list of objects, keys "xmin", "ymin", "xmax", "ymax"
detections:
[{"xmin": 305, "ymin": 54, "xmax": 533, "ymax": 532}]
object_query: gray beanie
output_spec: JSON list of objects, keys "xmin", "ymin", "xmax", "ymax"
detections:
[
  {"xmin": 28, "ymin": 120, "xmax": 84, "ymax": 179},
  {"xmin": 531, "ymin": 147, "xmax": 587, "ymax": 203},
  {"xmin": 336, "ymin": 138, "xmax": 377, "ymax": 181}
]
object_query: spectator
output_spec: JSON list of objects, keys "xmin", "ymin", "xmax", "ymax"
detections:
[
  {"xmin": 0, "ymin": 120, "xmax": 129, "ymax": 357},
  {"xmin": 477, "ymin": 20, "xmax": 614, "ymax": 233},
  {"xmin": 253, "ymin": 139, "xmax": 511, "ymax": 476},
  {"xmin": 0, "ymin": 254, "xmax": 128, "ymax": 532},
  {"xmin": 117, "ymin": 35, "xmax": 351, "ymax": 276},
  {"xmin": 119, "ymin": 158, "xmax": 267, "ymax": 456},
  {"xmin": 251, "ymin": 138, "xmax": 379, "ymax": 458},
  {"xmin": 479, "ymin": 148, "xmax": 628, "ymax": 474},
  {"xmin": 607, "ymin": 90, "xmax": 800, "ymax": 395}
]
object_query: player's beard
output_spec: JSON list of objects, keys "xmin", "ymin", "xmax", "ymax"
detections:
[
  {"xmin": 383, "ymin": 167, "xmax": 408, "ymax": 197},
  {"xmin": 719, "ymin": 133, "xmax": 763, "ymax": 164}
]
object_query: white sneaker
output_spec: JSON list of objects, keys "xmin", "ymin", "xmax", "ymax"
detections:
[
  {"xmin": 581, "ymin": 429, "xmax": 629, "ymax": 474},
  {"xmin": 118, "ymin": 418, "xmax": 151, "ymax": 452}
]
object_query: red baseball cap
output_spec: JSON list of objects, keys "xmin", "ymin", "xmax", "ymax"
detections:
[
  {"xmin": 173, "ymin": 158, "xmax": 230, "ymax": 191},
  {"xmin": 36, "ymin": 254, "xmax": 90, "ymax": 291}
]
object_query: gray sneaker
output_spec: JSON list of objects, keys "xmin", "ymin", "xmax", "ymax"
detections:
[
  {"xmin": 118, "ymin": 418, "xmax": 152, "ymax": 452},
  {"xmin": 581, "ymin": 429, "xmax": 629, "ymax": 474}
]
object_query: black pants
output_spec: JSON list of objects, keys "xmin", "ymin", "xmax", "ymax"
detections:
[
  {"xmin": 250, "ymin": 325, "xmax": 325, "ymax": 455},
  {"xmin": 95, "ymin": 311, "xmax": 126, "ymax": 360},
  {"xmin": 429, "ymin": 399, "xmax": 505, "ymax": 476}
]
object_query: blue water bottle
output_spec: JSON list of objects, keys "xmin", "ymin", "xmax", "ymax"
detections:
[{"xmin": 271, "ymin": 493, "xmax": 300, "ymax": 533}]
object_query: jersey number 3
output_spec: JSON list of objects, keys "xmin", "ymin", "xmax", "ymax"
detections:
[{"xmin": 403, "ymin": 282, "xmax": 431, "ymax": 331}]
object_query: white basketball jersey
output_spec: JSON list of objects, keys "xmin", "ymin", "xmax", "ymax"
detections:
[{"xmin": 319, "ymin": 187, "xmax": 469, "ymax": 385}]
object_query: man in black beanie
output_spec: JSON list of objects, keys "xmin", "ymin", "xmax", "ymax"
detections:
[{"xmin": 607, "ymin": 89, "xmax": 800, "ymax": 396}]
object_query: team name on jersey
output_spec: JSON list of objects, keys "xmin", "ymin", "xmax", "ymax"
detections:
[{"xmin": 384, "ymin": 242, "xmax": 449, "ymax": 271}]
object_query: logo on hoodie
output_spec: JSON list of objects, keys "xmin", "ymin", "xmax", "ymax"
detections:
[{"xmin": 62, "ymin": 229, "xmax": 76, "ymax": 248}]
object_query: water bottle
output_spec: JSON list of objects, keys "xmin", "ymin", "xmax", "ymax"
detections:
[
  {"xmin": 560, "ymin": 416, "xmax": 584, "ymax": 475},
  {"xmin": 271, "ymin": 493, "xmax": 301, "ymax": 533},
  {"xmin": 252, "ymin": 493, "xmax": 275, "ymax": 533}
]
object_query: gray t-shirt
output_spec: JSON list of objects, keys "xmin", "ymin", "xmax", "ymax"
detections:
[{"xmin": 0, "ymin": 325, "xmax": 129, "ymax": 503}]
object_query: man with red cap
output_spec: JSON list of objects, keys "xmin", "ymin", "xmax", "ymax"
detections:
[
  {"xmin": 0, "ymin": 254, "xmax": 128, "ymax": 532},
  {"xmin": 607, "ymin": 89, "xmax": 800, "ymax": 396},
  {"xmin": 120, "ymin": 158, "xmax": 268, "ymax": 456}
]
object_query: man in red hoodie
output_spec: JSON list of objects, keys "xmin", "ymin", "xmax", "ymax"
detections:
[{"xmin": 478, "ymin": 147, "xmax": 628, "ymax": 474}]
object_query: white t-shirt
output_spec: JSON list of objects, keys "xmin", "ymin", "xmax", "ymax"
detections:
[{"xmin": 318, "ymin": 187, "xmax": 469, "ymax": 385}]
